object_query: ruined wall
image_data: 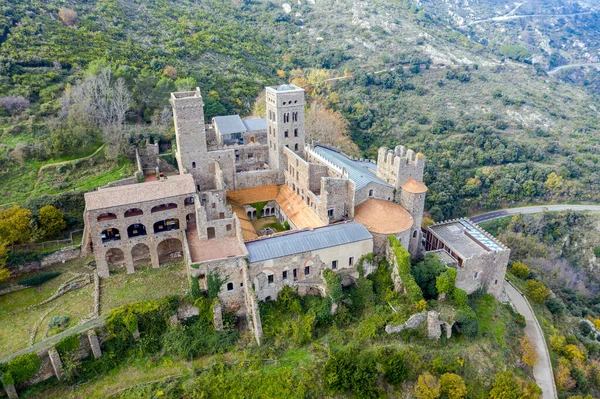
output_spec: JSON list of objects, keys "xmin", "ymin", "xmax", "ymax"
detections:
[
  {"xmin": 138, "ymin": 144, "xmax": 159, "ymax": 171},
  {"xmin": 234, "ymin": 169, "xmax": 283, "ymax": 190}
]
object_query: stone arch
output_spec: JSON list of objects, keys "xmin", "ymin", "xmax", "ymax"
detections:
[
  {"xmin": 127, "ymin": 223, "xmax": 147, "ymax": 238},
  {"xmin": 101, "ymin": 228, "xmax": 121, "ymax": 243},
  {"xmin": 151, "ymin": 203, "xmax": 178, "ymax": 213},
  {"xmin": 157, "ymin": 238, "xmax": 183, "ymax": 265},
  {"xmin": 124, "ymin": 208, "xmax": 143, "ymax": 218},
  {"xmin": 131, "ymin": 243, "xmax": 151, "ymax": 268},
  {"xmin": 186, "ymin": 213, "xmax": 196, "ymax": 224},
  {"xmin": 154, "ymin": 218, "xmax": 180, "ymax": 233},
  {"xmin": 97, "ymin": 212, "xmax": 117, "ymax": 222},
  {"xmin": 106, "ymin": 248, "xmax": 125, "ymax": 274}
]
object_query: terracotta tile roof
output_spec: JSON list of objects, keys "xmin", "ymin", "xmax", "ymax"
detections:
[
  {"xmin": 275, "ymin": 185, "xmax": 325, "ymax": 230},
  {"xmin": 401, "ymin": 178, "xmax": 428, "ymax": 194},
  {"xmin": 229, "ymin": 203, "xmax": 259, "ymax": 241},
  {"xmin": 226, "ymin": 184, "xmax": 280, "ymax": 205},
  {"xmin": 354, "ymin": 199, "xmax": 413, "ymax": 234},
  {"xmin": 85, "ymin": 174, "xmax": 196, "ymax": 211}
]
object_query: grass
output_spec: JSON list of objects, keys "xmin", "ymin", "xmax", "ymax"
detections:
[
  {"xmin": 0, "ymin": 258, "xmax": 94, "ymax": 356},
  {"xmin": 251, "ymin": 216, "xmax": 287, "ymax": 234},
  {"xmin": 100, "ymin": 262, "xmax": 187, "ymax": 312},
  {"xmin": 0, "ymin": 260, "xmax": 187, "ymax": 358}
]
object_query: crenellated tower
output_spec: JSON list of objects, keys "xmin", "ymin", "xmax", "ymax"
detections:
[
  {"xmin": 376, "ymin": 145, "xmax": 425, "ymax": 190},
  {"xmin": 266, "ymin": 84, "xmax": 306, "ymax": 170}
]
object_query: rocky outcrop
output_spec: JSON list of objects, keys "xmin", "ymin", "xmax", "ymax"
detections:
[
  {"xmin": 427, "ymin": 311, "xmax": 442, "ymax": 340},
  {"xmin": 385, "ymin": 312, "xmax": 426, "ymax": 334}
]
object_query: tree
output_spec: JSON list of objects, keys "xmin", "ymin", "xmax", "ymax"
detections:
[
  {"xmin": 38, "ymin": 205, "xmax": 66, "ymax": 239},
  {"xmin": 556, "ymin": 358, "xmax": 576, "ymax": 391},
  {"xmin": 526, "ymin": 280, "xmax": 550, "ymax": 304},
  {"xmin": 439, "ymin": 373, "xmax": 467, "ymax": 399},
  {"xmin": 510, "ymin": 261, "xmax": 530, "ymax": 279},
  {"xmin": 381, "ymin": 350, "xmax": 407, "ymax": 385},
  {"xmin": 323, "ymin": 347, "xmax": 379, "ymax": 398},
  {"xmin": 544, "ymin": 172, "xmax": 564, "ymax": 195},
  {"xmin": 489, "ymin": 371, "xmax": 522, "ymax": 399},
  {"xmin": 305, "ymin": 101, "xmax": 360, "ymax": 157},
  {"xmin": 520, "ymin": 337, "xmax": 538, "ymax": 367},
  {"xmin": 58, "ymin": 8, "xmax": 78, "ymax": 25},
  {"xmin": 0, "ymin": 241, "xmax": 9, "ymax": 283},
  {"xmin": 454, "ymin": 307, "xmax": 478, "ymax": 339},
  {"xmin": 0, "ymin": 96, "xmax": 29, "ymax": 115},
  {"xmin": 163, "ymin": 66, "xmax": 177, "ymax": 79},
  {"xmin": 546, "ymin": 297, "xmax": 566, "ymax": 316},
  {"xmin": 436, "ymin": 268, "xmax": 457, "ymax": 298},
  {"xmin": 414, "ymin": 372, "xmax": 440, "ymax": 399},
  {"xmin": 0, "ymin": 206, "xmax": 32, "ymax": 245},
  {"xmin": 412, "ymin": 254, "xmax": 447, "ymax": 299}
]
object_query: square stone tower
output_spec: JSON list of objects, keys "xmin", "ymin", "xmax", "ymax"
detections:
[
  {"xmin": 170, "ymin": 88, "xmax": 214, "ymax": 190},
  {"xmin": 266, "ymin": 84, "xmax": 305, "ymax": 170}
]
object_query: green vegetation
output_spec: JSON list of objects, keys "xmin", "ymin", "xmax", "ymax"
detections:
[
  {"xmin": 498, "ymin": 45, "xmax": 532, "ymax": 62},
  {"xmin": 16, "ymin": 271, "xmax": 60, "ymax": 287},
  {"xmin": 389, "ymin": 235, "xmax": 423, "ymax": 303}
]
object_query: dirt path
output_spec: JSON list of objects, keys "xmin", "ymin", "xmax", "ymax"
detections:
[
  {"xmin": 463, "ymin": 11, "xmax": 592, "ymax": 26},
  {"xmin": 34, "ymin": 144, "xmax": 106, "ymax": 189},
  {"xmin": 505, "ymin": 282, "xmax": 557, "ymax": 399}
]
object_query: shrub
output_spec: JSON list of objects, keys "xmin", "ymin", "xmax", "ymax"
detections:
[
  {"xmin": 546, "ymin": 297, "xmax": 566, "ymax": 316},
  {"xmin": 56, "ymin": 334, "xmax": 80, "ymax": 357},
  {"xmin": 323, "ymin": 269, "xmax": 343, "ymax": 303},
  {"xmin": 17, "ymin": 272, "xmax": 60, "ymax": 287},
  {"xmin": 161, "ymin": 318, "xmax": 238, "ymax": 360},
  {"xmin": 190, "ymin": 277, "xmax": 201, "ymax": 299},
  {"xmin": 380, "ymin": 349, "xmax": 408, "ymax": 385},
  {"xmin": 48, "ymin": 315, "xmax": 69, "ymax": 329},
  {"xmin": 451, "ymin": 288, "xmax": 468, "ymax": 307},
  {"xmin": 207, "ymin": 270, "xmax": 228, "ymax": 300},
  {"xmin": 436, "ymin": 268, "xmax": 457, "ymax": 297},
  {"xmin": 520, "ymin": 337, "xmax": 538, "ymax": 367},
  {"xmin": 526, "ymin": 280, "xmax": 550, "ymax": 304},
  {"xmin": 511, "ymin": 261, "xmax": 531, "ymax": 279},
  {"xmin": 1, "ymin": 353, "xmax": 42, "ymax": 384},
  {"xmin": 414, "ymin": 372, "xmax": 440, "ymax": 399},
  {"xmin": 388, "ymin": 236, "xmax": 423, "ymax": 303},
  {"xmin": 580, "ymin": 321, "xmax": 592, "ymax": 336},
  {"xmin": 454, "ymin": 307, "xmax": 479, "ymax": 339},
  {"xmin": 489, "ymin": 371, "xmax": 521, "ymax": 399},
  {"xmin": 439, "ymin": 373, "xmax": 467, "ymax": 399},
  {"xmin": 323, "ymin": 347, "xmax": 380, "ymax": 398},
  {"xmin": 594, "ymin": 247, "xmax": 600, "ymax": 258}
]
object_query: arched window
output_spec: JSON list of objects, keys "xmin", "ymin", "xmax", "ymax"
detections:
[
  {"xmin": 294, "ymin": 143, "xmax": 299, "ymax": 151},
  {"xmin": 101, "ymin": 228, "xmax": 121, "ymax": 243},
  {"xmin": 127, "ymin": 223, "xmax": 147, "ymax": 238},
  {"xmin": 124, "ymin": 208, "xmax": 143, "ymax": 218},
  {"xmin": 151, "ymin": 203, "xmax": 178, "ymax": 213},
  {"xmin": 227, "ymin": 282, "xmax": 234, "ymax": 291},
  {"xmin": 292, "ymin": 112, "xmax": 298, "ymax": 122},
  {"xmin": 97, "ymin": 213, "xmax": 117, "ymax": 222},
  {"xmin": 192, "ymin": 162, "xmax": 196, "ymax": 168},
  {"xmin": 368, "ymin": 189, "xmax": 374, "ymax": 197},
  {"xmin": 294, "ymin": 128, "xmax": 298, "ymax": 137},
  {"xmin": 413, "ymin": 230, "xmax": 418, "ymax": 238},
  {"xmin": 153, "ymin": 218, "xmax": 179, "ymax": 233},
  {"xmin": 184, "ymin": 197, "xmax": 194, "ymax": 205}
]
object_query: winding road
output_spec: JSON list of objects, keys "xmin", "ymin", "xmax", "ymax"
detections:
[
  {"xmin": 470, "ymin": 204, "xmax": 600, "ymax": 399},
  {"xmin": 547, "ymin": 62, "xmax": 600, "ymax": 76},
  {"xmin": 469, "ymin": 204, "xmax": 600, "ymax": 224}
]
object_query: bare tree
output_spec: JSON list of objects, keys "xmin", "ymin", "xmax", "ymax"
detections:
[
  {"xmin": 0, "ymin": 96, "xmax": 30, "ymax": 115},
  {"xmin": 305, "ymin": 101, "xmax": 360, "ymax": 157}
]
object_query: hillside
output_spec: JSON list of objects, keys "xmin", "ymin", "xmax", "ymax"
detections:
[{"xmin": 0, "ymin": 0, "xmax": 599, "ymax": 222}]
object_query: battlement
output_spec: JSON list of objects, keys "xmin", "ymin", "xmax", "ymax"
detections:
[
  {"xmin": 170, "ymin": 88, "xmax": 203, "ymax": 110},
  {"xmin": 376, "ymin": 145, "xmax": 425, "ymax": 189}
]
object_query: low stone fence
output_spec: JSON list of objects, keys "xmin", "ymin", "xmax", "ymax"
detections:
[{"xmin": 14, "ymin": 246, "xmax": 81, "ymax": 275}]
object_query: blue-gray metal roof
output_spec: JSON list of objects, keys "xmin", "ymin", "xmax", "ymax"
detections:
[
  {"xmin": 246, "ymin": 222, "xmax": 372, "ymax": 263},
  {"xmin": 313, "ymin": 146, "xmax": 391, "ymax": 191},
  {"xmin": 242, "ymin": 118, "xmax": 267, "ymax": 131},
  {"xmin": 213, "ymin": 115, "xmax": 246, "ymax": 135}
]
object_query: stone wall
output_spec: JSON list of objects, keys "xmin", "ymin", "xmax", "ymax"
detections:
[
  {"xmin": 234, "ymin": 169, "xmax": 283, "ymax": 190},
  {"xmin": 138, "ymin": 143, "xmax": 160, "ymax": 171},
  {"xmin": 354, "ymin": 181, "xmax": 395, "ymax": 206},
  {"xmin": 457, "ymin": 249, "xmax": 510, "ymax": 298},
  {"xmin": 316, "ymin": 178, "xmax": 355, "ymax": 224},
  {"xmin": 15, "ymin": 246, "xmax": 81, "ymax": 274}
]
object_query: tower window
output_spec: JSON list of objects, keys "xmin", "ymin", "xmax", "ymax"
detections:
[
  {"xmin": 294, "ymin": 128, "xmax": 298, "ymax": 137},
  {"xmin": 192, "ymin": 162, "xmax": 196, "ymax": 168},
  {"xmin": 413, "ymin": 230, "xmax": 417, "ymax": 238},
  {"xmin": 227, "ymin": 282, "xmax": 234, "ymax": 291},
  {"xmin": 294, "ymin": 143, "xmax": 299, "ymax": 151},
  {"xmin": 368, "ymin": 189, "xmax": 374, "ymax": 197},
  {"xmin": 292, "ymin": 112, "xmax": 298, "ymax": 122},
  {"xmin": 284, "ymin": 130, "xmax": 289, "ymax": 138}
]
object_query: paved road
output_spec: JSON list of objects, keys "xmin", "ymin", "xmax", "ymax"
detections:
[
  {"xmin": 505, "ymin": 282, "xmax": 557, "ymax": 399},
  {"xmin": 547, "ymin": 62, "xmax": 600, "ymax": 76},
  {"xmin": 470, "ymin": 204, "xmax": 600, "ymax": 224}
]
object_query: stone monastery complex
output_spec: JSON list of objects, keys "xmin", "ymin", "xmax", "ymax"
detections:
[{"xmin": 81, "ymin": 83, "xmax": 509, "ymax": 341}]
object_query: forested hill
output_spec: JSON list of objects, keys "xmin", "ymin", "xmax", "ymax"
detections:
[{"xmin": 1, "ymin": 0, "xmax": 600, "ymax": 222}]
